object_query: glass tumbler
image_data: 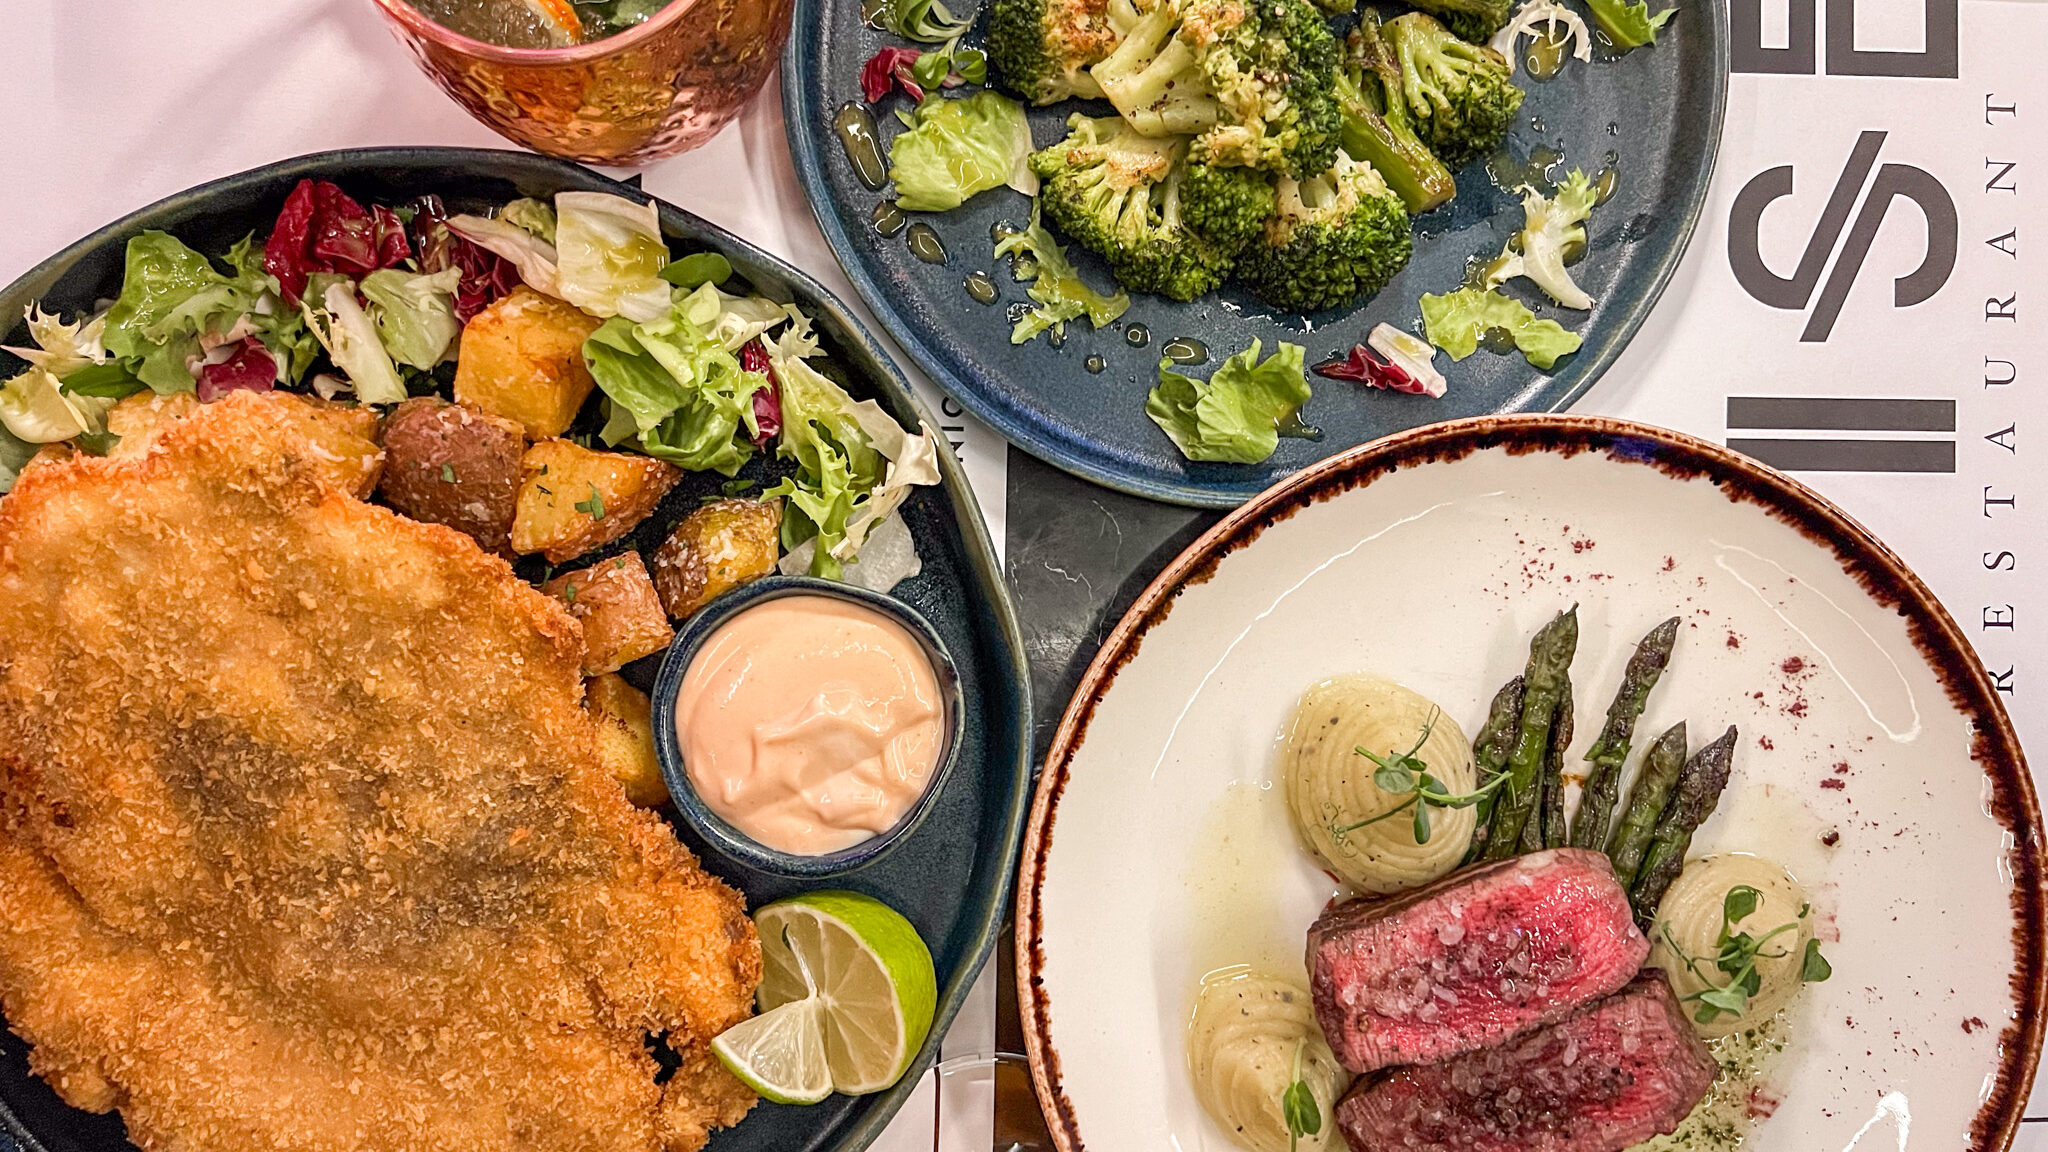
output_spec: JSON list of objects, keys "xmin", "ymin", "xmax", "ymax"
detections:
[{"xmin": 369, "ymin": 0, "xmax": 796, "ymax": 165}]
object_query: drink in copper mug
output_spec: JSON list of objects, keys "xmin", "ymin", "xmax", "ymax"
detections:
[{"xmin": 371, "ymin": 0, "xmax": 794, "ymax": 163}]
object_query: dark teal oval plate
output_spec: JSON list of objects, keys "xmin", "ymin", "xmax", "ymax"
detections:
[
  {"xmin": 783, "ymin": 2, "xmax": 1728, "ymax": 507},
  {"xmin": 0, "ymin": 148, "xmax": 1031, "ymax": 1152}
]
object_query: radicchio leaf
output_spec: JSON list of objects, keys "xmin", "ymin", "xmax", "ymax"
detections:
[
  {"xmin": 860, "ymin": 47, "xmax": 926, "ymax": 104},
  {"xmin": 264, "ymin": 179, "xmax": 412, "ymax": 305},
  {"xmin": 1313, "ymin": 345, "xmax": 1432, "ymax": 395},
  {"xmin": 196, "ymin": 340, "xmax": 278, "ymax": 402},
  {"xmin": 741, "ymin": 338, "xmax": 782, "ymax": 446},
  {"xmin": 409, "ymin": 195, "xmax": 523, "ymax": 323}
]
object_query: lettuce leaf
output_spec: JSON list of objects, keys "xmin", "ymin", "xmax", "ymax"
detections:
[
  {"xmin": 302, "ymin": 280, "xmax": 408, "ymax": 405},
  {"xmin": 98, "ymin": 232, "xmax": 309, "ymax": 394},
  {"xmin": 888, "ymin": 91, "xmax": 1038, "ymax": 212},
  {"xmin": 0, "ymin": 367, "xmax": 112, "ymax": 444},
  {"xmin": 360, "ymin": 266, "xmax": 463, "ymax": 369},
  {"xmin": 761, "ymin": 310, "xmax": 939, "ymax": 577},
  {"xmin": 6, "ymin": 306, "xmax": 109, "ymax": 378},
  {"xmin": 447, "ymin": 213, "xmax": 562, "ymax": 297},
  {"xmin": 0, "ymin": 426, "xmax": 37, "ymax": 494},
  {"xmin": 1584, "ymin": 0, "xmax": 1675, "ymax": 49},
  {"xmin": 1145, "ymin": 339, "xmax": 1312, "ymax": 464},
  {"xmin": 581, "ymin": 290, "xmax": 767, "ymax": 476},
  {"xmin": 553, "ymin": 192, "xmax": 672, "ymax": 323},
  {"xmin": 676, "ymin": 283, "xmax": 788, "ymax": 353},
  {"xmin": 102, "ymin": 232, "xmax": 252, "ymax": 393},
  {"xmin": 659, "ymin": 252, "xmax": 732, "ymax": 291},
  {"xmin": 500, "ymin": 197, "xmax": 559, "ymax": 244},
  {"xmin": 993, "ymin": 206, "xmax": 1129, "ymax": 343},
  {"xmin": 1420, "ymin": 287, "xmax": 1582, "ymax": 369},
  {"xmin": 1488, "ymin": 170, "xmax": 1599, "ymax": 310}
]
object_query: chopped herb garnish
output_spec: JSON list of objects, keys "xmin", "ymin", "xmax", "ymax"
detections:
[
  {"xmin": 563, "ymin": 582, "xmax": 579, "ymax": 605},
  {"xmin": 440, "ymin": 463, "xmax": 457, "ymax": 483},
  {"xmin": 1799, "ymin": 937, "xmax": 1832, "ymax": 983},
  {"xmin": 721, "ymin": 478, "xmax": 757, "ymax": 497},
  {"xmin": 1329, "ymin": 710, "xmax": 1508, "ymax": 846},
  {"xmin": 575, "ymin": 485, "xmax": 605, "ymax": 520},
  {"xmin": 1281, "ymin": 1038, "xmax": 1320, "ymax": 1152},
  {"xmin": 1658, "ymin": 884, "xmax": 1830, "ymax": 1026}
]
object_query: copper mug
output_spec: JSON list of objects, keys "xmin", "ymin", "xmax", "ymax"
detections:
[{"xmin": 369, "ymin": 0, "xmax": 796, "ymax": 165}]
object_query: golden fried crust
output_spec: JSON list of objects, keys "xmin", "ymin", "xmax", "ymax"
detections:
[{"xmin": 0, "ymin": 392, "xmax": 760, "ymax": 1152}]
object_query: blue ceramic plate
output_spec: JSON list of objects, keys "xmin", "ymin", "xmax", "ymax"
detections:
[
  {"xmin": 0, "ymin": 149, "xmax": 1031, "ymax": 1152},
  {"xmin": 783, "ymin": 2, "xmax": 1729, "ymax": 507}
]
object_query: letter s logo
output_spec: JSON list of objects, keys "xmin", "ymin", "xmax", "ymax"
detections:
[{"xmin": 1727, "ymin": 131, "xmax": 1957, "ymax": 342}]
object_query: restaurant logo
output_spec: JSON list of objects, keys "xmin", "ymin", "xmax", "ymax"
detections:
[
  {"xmin": 1726, "ymin": 130, "xmax": 1957, "ymax": 342},
  {"xmin": 1730, "ymin": 0, "xmax": 1957, "ymax": 76}
]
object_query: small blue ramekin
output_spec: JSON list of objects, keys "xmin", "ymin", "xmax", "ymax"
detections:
[{"xmin": 649, "ymin": 575, "xmax": 964, "ymax": 879}]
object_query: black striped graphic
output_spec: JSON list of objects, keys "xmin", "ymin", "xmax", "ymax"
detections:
[{"xmin": 1726, "ymin": 397, "xmax": 1955, "ymax": 473}]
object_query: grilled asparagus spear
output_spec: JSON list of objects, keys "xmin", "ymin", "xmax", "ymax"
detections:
[
  {"xmin": 1538, "ymin": 678, "xmax": 1573, "ymax": 849},
  {"xmin": 1463, "ymin": 676, "xmax": 1525, "ymax": 864},
  {"xmin": 1605, "ymin": 720, "xmax": 1687, "ymax": 886},
  {"xmin": 1570, "ymin": 617, "xmax": 1681, "ymax": 850},
  {"xmin": 1629, "ymin": 725, "xmax": 1739, "ymax": 923},
  {"xmin": 1481, "ymin": 607, "xmax": 1578, "ymax": 860}
]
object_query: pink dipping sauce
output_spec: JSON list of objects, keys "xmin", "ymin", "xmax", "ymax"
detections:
[{"xmin": 673, "ymin": 594, "xmax": 945, "ymax": 855}]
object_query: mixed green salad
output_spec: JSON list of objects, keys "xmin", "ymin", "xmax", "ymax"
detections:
[
  {"xmin": 0, "ymin": 181, "xmax": 937, "ymax": 582},
  {"xmin": 855, "ymin": 0, "xmax": 1672, "ymax": 463}
]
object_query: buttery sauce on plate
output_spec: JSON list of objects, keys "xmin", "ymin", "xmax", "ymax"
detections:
[{"xmin": 674, "ymin": 595, "xmax": 944, "ymax": 855}]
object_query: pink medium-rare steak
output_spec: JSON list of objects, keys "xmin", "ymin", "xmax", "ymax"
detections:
[
  {"xmin": 1307, "ymin": 848, "xmax": 1649, "ymax": 1072},
  {"xmin": 1334, "ymin": 972, "xmax": 1716, "ymax": 1152}
]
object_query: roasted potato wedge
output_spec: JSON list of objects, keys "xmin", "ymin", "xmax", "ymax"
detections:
[
  {"xmin": 649, "ymin": 497, "xmax": 782, "ymax": 620},
  {"xmin": 453, "ymin": 287, "xmax": 602, "ymax": 438},
  {"xmin": 542, "ymin": 551, "xmax": 675, "ymax": 675},
  {"xmin": 511, "ymin": 438, "xmax": 680, "ymax": 564},
  {"xmin": 586, "ymin": 673, "xmax": 668, "ymax": 808},
  {"xmin": 377, "ymin": 397, "xmax": 525, "ymax": 554}
]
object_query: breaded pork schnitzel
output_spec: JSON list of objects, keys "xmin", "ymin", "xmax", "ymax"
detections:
[{"xmin": 0, "ymin": 392, "xmax": 761, "ymax": 1152}]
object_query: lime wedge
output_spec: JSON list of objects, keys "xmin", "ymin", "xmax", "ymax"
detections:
[
  {"xmin": 750, "ymin": 891, "xmax": 937, "ymax": 1096},
  {"xmin": 710, "ymin": 996, "xmax": 832, "ymax": 1105}
]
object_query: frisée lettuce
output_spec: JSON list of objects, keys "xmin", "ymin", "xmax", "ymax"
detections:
[
  {"xmin": 583, "ymin": 286, "xmax": 770, "ymax": 476},
  {"xmin": 760, "ymin": 310, "xmax": 940, "ymax": 578},
  {"xmin": 360, "ymin": 267, "xmax": 463, "ymax": 370}
]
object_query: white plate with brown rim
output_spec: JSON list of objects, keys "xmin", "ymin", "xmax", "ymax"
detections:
[{"xmin": 1015, "ymin": 415, "xmax": 2044, "ymax": 1152}]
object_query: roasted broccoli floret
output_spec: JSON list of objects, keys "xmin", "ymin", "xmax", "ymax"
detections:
[
  {"xmin": 1236, "ymin": 151, "xmax": 1412, "ymax": 312},
  {"xmin": 1030, "ymin": 114, "xmax": 1179, "ymax": 251},
  {"xmin": 988, "ymin": 0, "xmax": 1123, "ymax": 104},
  {"xmin": 1401, "ymin": 0, "xmax": 1516, "ymax": 45},
  {"xmin": 1182, "ymin": 160, "xmax": 1276, "ymax": 250},
  {"xmin": 1086, "ymin": 0, "xmax": 1341, "ymax": 179},
  {"xmin": 1337, "ymin": 16, "xmax": 1456, "ymax": 214},
  {"xmin": 1383, "ymin": 12, "xmax": 1523, "ymax": 170},
  {"xmin": 1028, "ymin": 115, "xmax": 1242, "ymax": 301}
]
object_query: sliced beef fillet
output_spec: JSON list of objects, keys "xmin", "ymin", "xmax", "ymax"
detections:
[
  {"xmin": 1307, "ymin": 847, "xmax": 1649, "ymax": 1072},
  {"xmin": 1334, "ymin": 971, "xmax": 1716, "ymax": 1152}
]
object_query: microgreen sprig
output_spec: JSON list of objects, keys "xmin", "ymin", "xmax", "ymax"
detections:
[
  {"xmin": 1280, "ymin": 1038, "xmax": 1320, "ymax": 1152},
  {"xmin": 910, "ymin": 38, "xmax": 989, "ymax": 89},
  {"xmin": 1660, "ymin": 885, "xmax": 1831, "ymax": 1026},
  {"xmin": 878, "ymin": 0, "xmax": 973, "ymax": 43},
  {"xmin": 1328, "ymin": 710, "xmax": 1508, "ymax": 846}
]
